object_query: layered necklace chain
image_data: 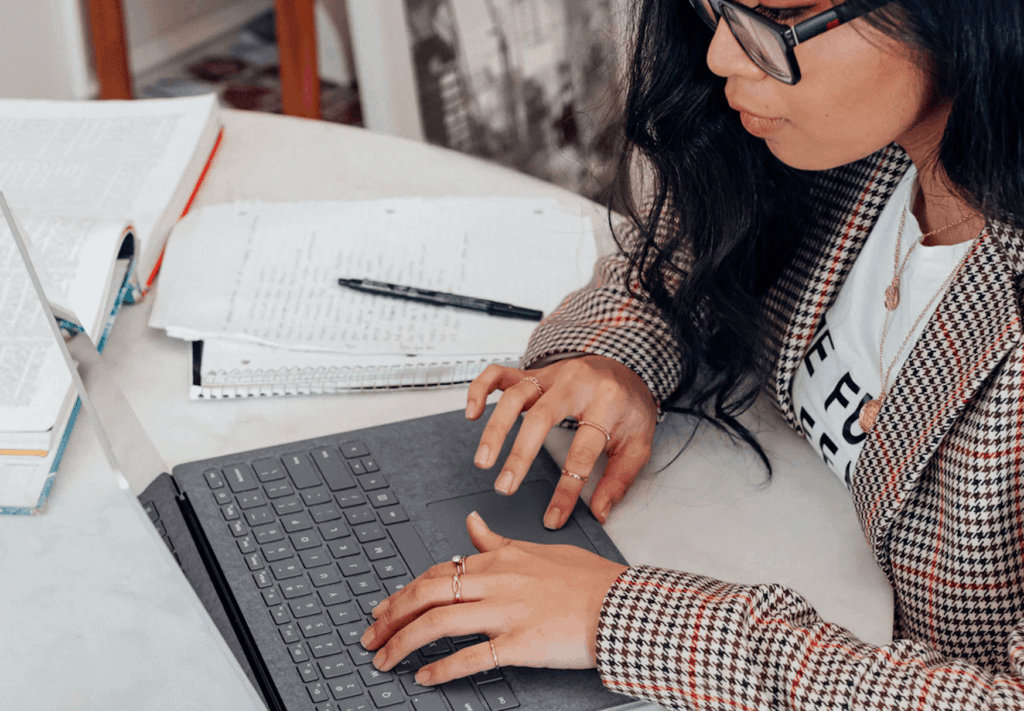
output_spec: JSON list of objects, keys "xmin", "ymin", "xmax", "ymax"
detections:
[{"xmin": 858, "ymin": 205, "xmax": 980, "ymax": 433}]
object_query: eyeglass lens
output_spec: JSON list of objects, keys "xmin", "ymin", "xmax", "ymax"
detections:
[{"xmin": 692, "ymin": 1, "xmax": 795, "ymax": 83}]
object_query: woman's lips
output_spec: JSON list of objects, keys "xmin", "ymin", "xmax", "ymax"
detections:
[{"xmin": 738, "ymin": 110, "xmax": 786, "ymax": 138}]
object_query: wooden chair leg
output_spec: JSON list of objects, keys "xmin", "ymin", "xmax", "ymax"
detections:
[
  {"xmin": 88, "ymin": 0, "xmax": 133, "ymax": 99},
  {"xmin": 275, "ymin": 0, "xmax": 321, "ymax": 119}
]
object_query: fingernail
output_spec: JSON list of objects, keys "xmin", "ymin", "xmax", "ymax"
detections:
[
  {"xmin": 597, "ymin": 502, "xmax": 611, "ymax": 523},
  {"xmin": 373, "ymin": 649, "xmax": 388, "ymax": 669},
  {"xmin": 469, "ymin": 510, "xmax": 482, "ymax": 523},
  {"xmin": 544, "ymin": 506, "xmax": 562, "ymax": 530},
  {"xmin": 361, "ymin": 626, "xmax": 376, "ymax": 648},
  {"xmin": 372, "ymin": 600, "xmax": 388, "ymax": 619},
  {"xmin": 465, "ymin": 402, "xmax": 475, "ymax": 419},
  {"xmin": 474, "ymin": 444, "xmax": 491, "ymax": 468},
  {"xmin": 495, "ymin": 470, "xmax": 514, "ymax": 495},
  {"xmin": 416, "ymin": 668, "xmax": 432, "ymax": 686}
]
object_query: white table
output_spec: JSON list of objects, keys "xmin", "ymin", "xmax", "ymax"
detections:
[{"xmin": 1, "ymin": 110, "xmax": 893, "ymax": 710}]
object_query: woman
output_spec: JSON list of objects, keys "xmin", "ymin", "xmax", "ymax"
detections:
[{"xmin": 361, "ymin": 1, "xmax": 1024, "ymax": 708}]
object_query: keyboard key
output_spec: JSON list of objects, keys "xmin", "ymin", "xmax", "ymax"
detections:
[
  {"xmin": 311, "ymin": 502, "xmax": 342, "ymax": 523},
  {"xmin": 359, "ymin": 666, "xmax": 394, "ymax": 687},
  {"xmin": 310, "ymin": 636, "xmax": 344, "ymax": 659},
  {"xmin": 339, "ymin": 441, "xmax": 370, "ymax": 459},
  {"xmin": 394, "ymin": 652, "xmax": 423, "ymax": 675},
  {"xmin": 364, "ymin": 542, "xmax": 395, "ymax": 561},
  {"xmin": 356, "ymin": 593, "xmax": 386, "ymax": 615},
  {"xmin": 478, "ymin": 681, "xmax": 519, "ymax": 710},
  {"xmin": 287, "ymin": 642, "xmax": 309, "ymax": 663},
  {"xmin": 291, "ymin": 531, "xmax": 322, "ymax": 550},
  {"xmin": 419, "ymin": 639, "xmax": 452, "ymax": 657},
  {"xmin": 452, "ymin": 634, "xmax": 482, "ymax": 646},
  {"xmin": 318, "ymin": 654, "xmax": 352, "ymax": 678},
  {"xmin": 369, "ymin": 682, "xmax": 404, "ymax": 707},
  {"xmin": 346, "ymin": 573, "xmax": 380, "ymax": 595},
  {"xmin": 328, "ymin": 539, "xmax": 361, "ymax": 558},
  {"xmin": 223, "ymin": 464, "xmax": 258, "ymax": 493},
  {"xmin": 329, "ymin": 676, "xmax": 364, "ymax": 700},
  {"xmin": 373, "ymin": 560, "xmax": 406, "ymax": 579},
  {"xmin": 472, "ymin": 667, "xmax": 503, "ymax": 685},
  {"xmin": 299, "ymin": 662, "xmax": 319, "ymax": 682},
  {"xmin": 270, "ymin": 604, "xmax": 290, "ymax": 624},
  {"xmin": 237, "ymin": 536, "xmax": 256, "ymax": 554},
  {"xmin": 253, "ymin": 523, "xmax": 284, "ymax": 544},
  {"xmin": 307, "ymin": 681, "xmax": 330, "ymax": 703},
  {"xmin": 327, "ymin": 602, "xmax": 361, "ymax": 626},
  {"xmin": 273, "ymin": 496, "xmax": 303, "ymax": 516},
  {"xmin": 345, "ymin": 507, "xmax": 375, "ymax": 526},
  {"xmin": 280, "ymin": 579, "xmax": 313, "ymax": 599},
  {"xmin": 283, "ymin": 513, "xmax": 314, "ymax": 532},
  {"xmin": 214, "ymin": 489, "xmax": 233, "ymax": 505},
  {"xmin": 245, "ymin": 552, "xmax": 264, "ymax": 571},
  {"xmin": 280, "ymin": 623, "xmax": 300, "ymax": 644},
  {"xmin": 338, "ymin": 696, "xmax": 373, "ymax": 711},
  {"xmin": 290, "ymin": 599, "xmax": 323, "ymax": 618},
  {"xmin": 411, "ymin": 693, "xmax": 447, "ymax": 711},
  {"xmin": 318, "ymin": 583, "xmax": 352, "ymax": 606},
  {"xmin": 320, "ymin": 521, "xmax": 350, "ymax": 540},
  {"xmin": 337, "ymin": 491, "xmax": 366, "ymax": 508},
  {"xmin": 301, "ymin": 615, "xmax": 333, "ymax": 638},
  {"xmin": 401, "ymin": 673, "xmax": 433, "ymax": 695},
  {"xmin": 360, "ymin": 457, "xmax": 379, "ymax": 473},
  {"xmin": 262, "ymin": 543, "xmax": 293, "ymax": 562},
  {"xmin": 245, "ymin": 509, "xmax": 275, "ymax": 526},
  {"xmin": 378, "ymin": 506, "xmax": 410, "ymax": 525},
  {"xmin": 272, "ymin": 560, "xmax": 304, "ymax": 580},
  {"xmin": 384, "ymin": 577, "xmax": 413, "ymax": 595},
  {"xmin": 357, "ymin": 475, "xmax": 388, "ymax": 492},
  {"xmin": 347, "ymin": 460, "xmax": 367, "ymax": 476},
  {"xmin": 264, "ymin": 481, "xmax": 294, "ymax": 499},
  {"xmin": 253, "ymin": 457, "xmax": 286, "ymax": 482},
  {"xmin": 204, "ymin": 470, "xmax": 226, "ymax": 489},
  {"xmin": 221, "ymin": 503, "xmax": 240, "ymax": 521},
  {"xmin": 253, "ymin": 570, "xmax": 273, "ymax": 589},
  {"xmin": 300, "ymin": 548, "xmax": 332, "ymax": 568},
  {"xmin": 236, "ymin": 491, "xmax": 267, "ymax": 509},
  {"xmin": 284, "ymin": 452, "xmax": 322, "ymax": 489},
  {"xmin": 367, "ymin": 490, "xmax": 398, "ymax": 508},
  {"xmin": 311, "ymin": 447, "xmax": 357, "ymax": 491},
  {"xmin": 339, "ymin": 558, "xmax": 370, "ymax": 577},
  {"xmin": 228, "ymin": 520, "xmax": 247, "ymax": 537},
  {"xmin": 353, "ymin": 523, "xmax": 386, "ymax": 543},
  {"xmin": 349, "ymin": 647, "xmax": 375, "ymax": 665},
  {"xmin": 337, "ymin": 621, "xmax": 368, "ymax": 645},
  {"xmin": 302, "ymin": 489, "xmax": 332, "ymax": 506},
  {"xmin": 310, "ymin": 566, "xmax": 344, "ymax": 587},
  {"xmin": 262, "ymin": 588, "xmax": 282, "ymax": 606},
  {"xmin": 442, "ymin": 679, "xmax": 487, "ymax": 711}
]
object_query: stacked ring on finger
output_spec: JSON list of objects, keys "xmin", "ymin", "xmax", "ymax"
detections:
[
  {"xmin": 578, "ymin": 420, "xmax": 611, "ymax": 442},
  {"xmin": 489, "ymin": 638, "xmax": 500, "ymax": 670},
  {"xmin": 521, "ymin": 376, "xmax": 544, "ymax": 397},
  {"xmin": 561, "ymin": 468, "xmax": 589, "ymax": 484},
  {"xmin": 451, "ymin": 555, "xmax": 467, "ymax": 603}
]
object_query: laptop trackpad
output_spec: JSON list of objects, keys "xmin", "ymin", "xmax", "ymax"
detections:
[{"xmin": 428, "ymin": 480, "xmax": 597, "ymax": 556}]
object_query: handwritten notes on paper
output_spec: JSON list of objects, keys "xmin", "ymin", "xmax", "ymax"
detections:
[{"xmin": 151, "ymin": 198, "xmax": 597, "ymax": 357}]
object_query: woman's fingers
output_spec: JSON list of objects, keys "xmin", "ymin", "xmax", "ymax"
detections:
[
  {"xmin": 465, "ymin": 365, "xmax": 536, "ymax": 421},
  {"xmin": 474, "ymin": 377, "xmax": 547, "ymax": 470},
  {"xmin": 541, "ymin": 423, "xmax": 610, "ymax": 529},
  {"xmin": 588, "ymin": 440, "xmax": 652, "ymax": 523},
  {"xmin": 415, "ymin": 638, "xmax": 501, "ymax": 687},
  {"xmin": 370, "ymin": 603, "xmax": 495, "ymax": 673}
]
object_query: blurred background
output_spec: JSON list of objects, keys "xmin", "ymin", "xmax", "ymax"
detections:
[{"xmin": 0, "ymin": 0, "xmax": 629, "ymax": 204}]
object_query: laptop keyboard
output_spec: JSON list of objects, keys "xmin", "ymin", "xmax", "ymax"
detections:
[{"xmin": 155, "ymin": 439, "xmax": 521, "ymax": 711}]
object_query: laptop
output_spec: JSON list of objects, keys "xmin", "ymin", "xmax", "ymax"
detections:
[{"xmin": 3, "ymin": 192, "xmax": 647, "ymax": 711}]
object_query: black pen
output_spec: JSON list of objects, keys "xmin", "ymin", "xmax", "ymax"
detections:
[{"xmin": 338, "ymin": 278, "xmax": 543, "ymax": 322}]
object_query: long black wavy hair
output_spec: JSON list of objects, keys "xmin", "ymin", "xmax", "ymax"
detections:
[{"xmin": 615, "ymin": 0, "xmax": 1024, "ymax": 468}]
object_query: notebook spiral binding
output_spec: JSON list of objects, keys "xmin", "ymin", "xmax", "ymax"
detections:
[{"xmin": 192, "ymin": 357, "xmax": 518, "ymax": 399}]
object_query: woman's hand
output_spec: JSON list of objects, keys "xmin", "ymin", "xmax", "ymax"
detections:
[
  {"xmin": 466, "ymin": 356, "xmax": 658, "ymax": 529},
  {"xmin": 360, "ymin": 512, "xmax": 628, "ymax": 686}
]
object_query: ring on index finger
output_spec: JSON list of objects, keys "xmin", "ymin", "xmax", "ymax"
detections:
[{"xmin": 521, "ymin": 376, "xmax": 544, "ymax": 397}]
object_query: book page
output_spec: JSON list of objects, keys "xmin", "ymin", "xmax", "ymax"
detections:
[
  {"xmin": 0, "ymin": 215, "xmax": 128, "ymax": 435},
  {"xmin": 0, "ymin": 94, "xmax": 220, "ymax": 280},
  {"xmin": 153, "ymin": 198, "xmax": 597, "ymax": 357}
]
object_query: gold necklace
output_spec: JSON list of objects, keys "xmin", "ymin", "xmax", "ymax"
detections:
[
  {"xmin": 884, "ymin": 207, "xmax": 979, "ymax": 311},
  {"xmin": 859, "ymin": 210, "xmax": 980, "ymax": 432}
]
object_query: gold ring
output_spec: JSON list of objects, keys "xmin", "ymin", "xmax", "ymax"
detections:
[
  {"xmin": 489, "ymin": 638, "xmax": 500, "ymax": 669},
  {"xmin": 578, "ymin": 420, "xmax": 611, "ymax": 442},
  {"xmin": 561, "ymin": 468, "xmax": 589, "ymax": 484},
  {"xmin": 452, "ymin": 572, "xmax": 463, "ymax": 603},
  {"xmin": 452, "ymin": 555, "xmax": 467, "ymax": 576},
  {"xmin": 522, "ymin": 376, "xmax": 544, "ymax": 397}
]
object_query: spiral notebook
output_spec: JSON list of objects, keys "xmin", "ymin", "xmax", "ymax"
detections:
[{"xmin": 152, "ymin": 198, "xmax": 598, "ymax": 399}]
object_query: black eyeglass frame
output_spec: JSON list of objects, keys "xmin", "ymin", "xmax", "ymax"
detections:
[{"xmin": 689, "ymin": 1, "xmax": 885, "ymax": 84}]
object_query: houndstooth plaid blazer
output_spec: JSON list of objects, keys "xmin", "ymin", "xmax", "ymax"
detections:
[{"xmin": 524, "ymin": 145, "xmax": 1024, "ymax": 710}]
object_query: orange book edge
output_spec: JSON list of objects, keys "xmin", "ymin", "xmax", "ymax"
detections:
[
  {"xmin": 0, "ymin": 449, "xmax": 48, "ymax": 457},
  {"xmin": 142, "ymin": 125, "xmax": 226, "ymax": 294}
]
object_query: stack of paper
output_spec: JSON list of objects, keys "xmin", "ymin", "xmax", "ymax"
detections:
[{"xmin": 150, "ymin": 197, "xmax": 598, "ymax": 398}]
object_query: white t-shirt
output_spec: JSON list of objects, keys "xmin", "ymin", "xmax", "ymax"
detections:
[{"xmin": 790, "ymin": 166, "xmax": 975, "ymax": 490}]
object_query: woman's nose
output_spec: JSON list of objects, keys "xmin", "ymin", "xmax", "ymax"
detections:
[{"xmin": 705, "ymin": 18, "xmax": 767, "ymax": 80}]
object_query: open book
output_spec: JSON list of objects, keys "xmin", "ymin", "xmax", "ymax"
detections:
[
  {"xmin": 0, "ymin": 95, "xmax": 221, "ymax": 512},
  {"xmin": 150, "ymin": 198, "xmax": 597, "ymax": 398}
]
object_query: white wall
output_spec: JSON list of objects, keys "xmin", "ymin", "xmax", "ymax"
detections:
[{"xmin": 0, "ymin": 0, "xmax": 93, "ymax": 99}]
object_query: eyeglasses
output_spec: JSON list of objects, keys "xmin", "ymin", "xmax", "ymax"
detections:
[{"xmin": 688, "ymin": 1, "xmax": 887, "ymax": 84}]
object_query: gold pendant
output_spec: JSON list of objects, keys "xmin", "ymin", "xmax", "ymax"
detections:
[
  {"xmin": 884, "ymin": 280, "xmax": 900, "ymax": 311},
  {"xmin": 859, "ymin": 399, "xmax": 882, "ymax": 432}
]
